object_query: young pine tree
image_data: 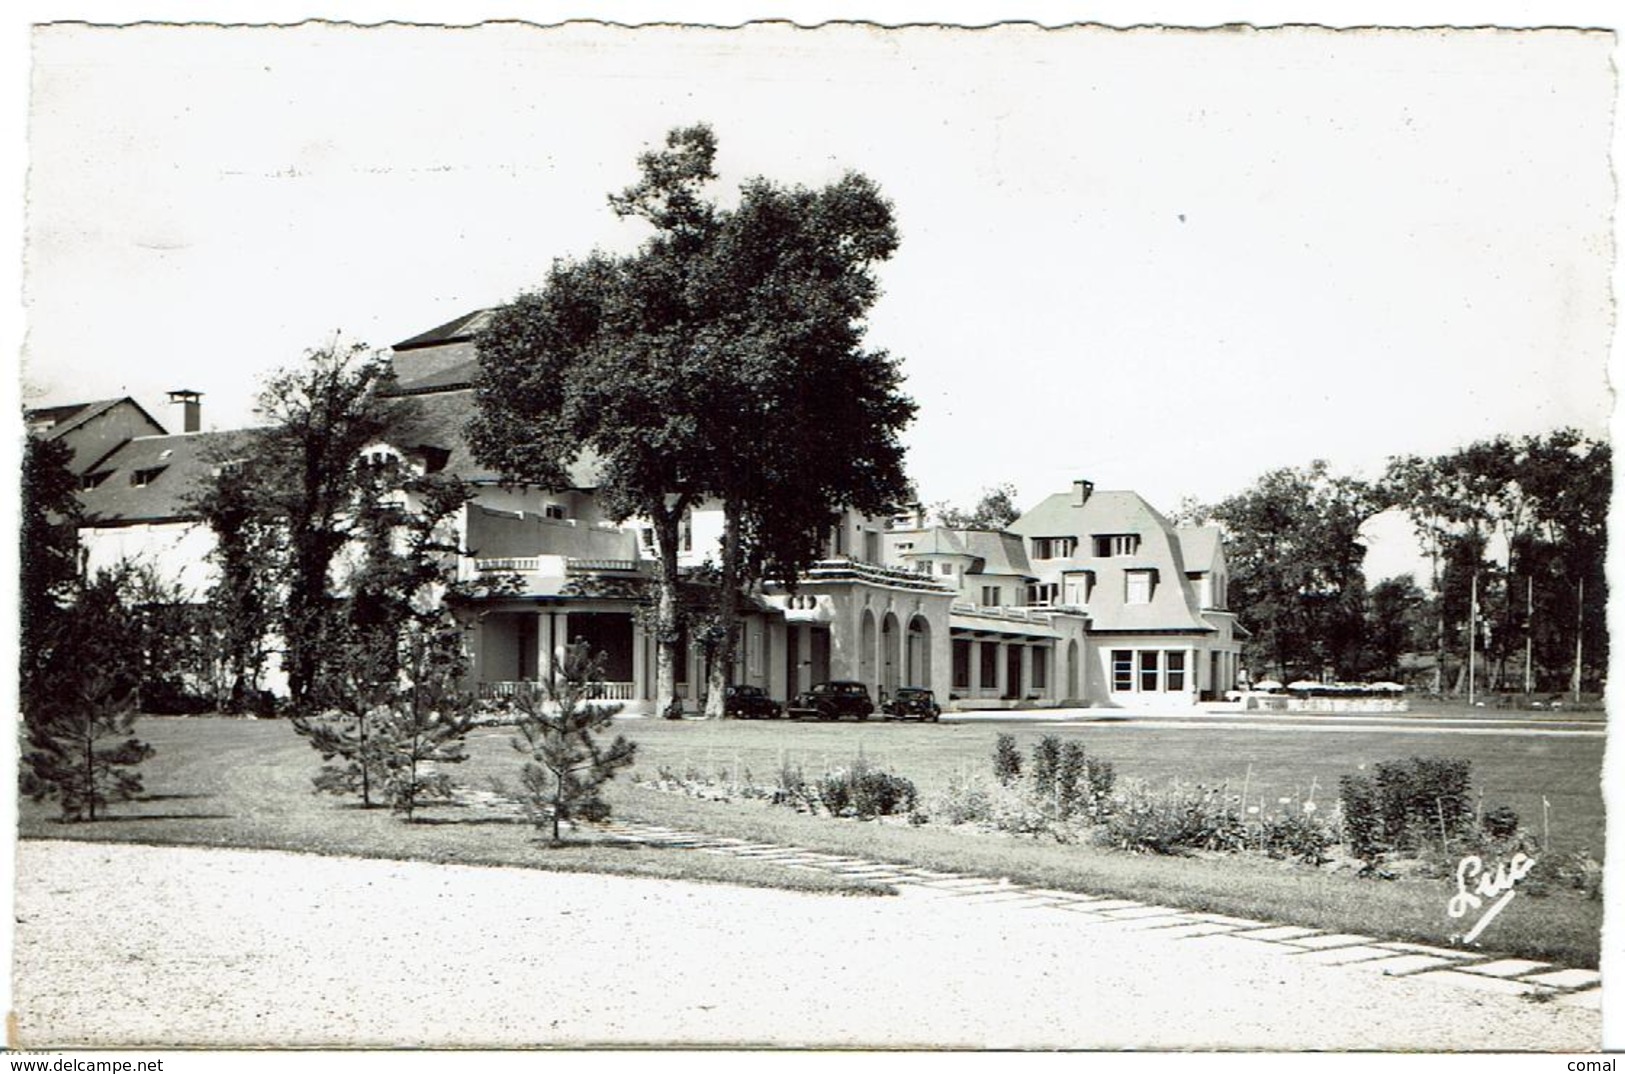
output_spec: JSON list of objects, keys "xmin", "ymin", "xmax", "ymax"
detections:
[
  {"xmin": 21, "ymin": 566, "xmax": 155, "ymax": 821},
  {"xmin": 510, "ymin": 641, "xmax": 638, "ymax": 843}
]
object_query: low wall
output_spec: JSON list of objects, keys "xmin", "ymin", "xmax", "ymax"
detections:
[{"xmin": 1244, "ymin": 694, "xmax": 1408, "ymax": 714}]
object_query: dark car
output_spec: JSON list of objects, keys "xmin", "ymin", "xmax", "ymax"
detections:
[
  {"xmin": 723, "ymin": 684, "xmax": 782, "ymax": 720},
  {"xmin": 882, "ymin": 687, "xmax": 941, "ymax": 722},
  {"xmin": 786, "ymin": 680, "xmax": 875, "ymax": 721}
]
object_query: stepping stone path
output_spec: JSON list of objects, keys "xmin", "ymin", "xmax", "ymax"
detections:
[{"xmin": 592, "ymin": 817, "xmax": 1603, "ymax": 1006}]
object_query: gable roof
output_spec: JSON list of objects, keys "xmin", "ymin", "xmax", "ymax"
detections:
[
  {"xmin": 392, "ymin": 308, "xmax": 496, "ymax": 351},
  {"xmin": 77, "ymin": 428, "xmax": 265, "ymax": 525},
  {"xmin": 380, "ymin": 388, "xmax": 600, "ymax": 489}
]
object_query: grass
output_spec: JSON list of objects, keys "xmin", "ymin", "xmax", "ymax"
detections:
[
  {"xmin": 21, "ymin": 709, "xmax": 1604, "ymax": 968},
  {"xmin": 15, "ymin": 718, "xmax": 889, "ymax": 899}
]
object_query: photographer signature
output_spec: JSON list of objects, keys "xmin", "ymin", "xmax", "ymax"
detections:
[{"xmin": 1447, "ymin": 852, "xmax": 1536, "ymax": 944}]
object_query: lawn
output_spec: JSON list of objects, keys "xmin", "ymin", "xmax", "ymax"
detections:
[{"xmin": 18, "ymin": 710, "xmax": 1606, "ymax": 969}]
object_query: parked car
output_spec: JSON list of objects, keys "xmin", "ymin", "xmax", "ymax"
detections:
[
  {"xmin": 786, "ymin": 681, "xmax": 874, "ymax": 721},
  {"xmin": 723, "ymin": 683, "xmax": 782, "ymax": 719},
  {"xmin": 882, "ymin": 686, "xmax": 941, "ymax": 722}
]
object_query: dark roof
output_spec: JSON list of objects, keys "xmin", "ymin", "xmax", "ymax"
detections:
[
  {"xmin": 381, "ymin": 388, "xmax": 600, "ymax": 489},
  {"xmin": 392, "ymin": 309, "xmax": 496, "ymax": 352},
  {"xmin": 387, "ymin": 357, "xmax": 480, "ymax": 396},
  {"xmin": 25, "ymin": 397, "xmax": 164, "ymax": 441},
  {"xmin": 77, "ymin": 429, "xmax": 265, "ymax": 525}
]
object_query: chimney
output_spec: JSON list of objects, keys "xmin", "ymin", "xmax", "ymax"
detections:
[
  {"xmin": 914, "ymin": 503, "xmax": 926, "ymax": 529},
  {"xmin": 167, "ymin": 389, "xmax": 202, "ymax": 433},
  {"xmin": 1072, "ymin": 478, "xmax": 1094, "ymax": 507}
]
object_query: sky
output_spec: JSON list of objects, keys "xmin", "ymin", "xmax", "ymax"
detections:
[{"xmin": 14, "ymin": 11, "xmax": 1619, "ymax": 583}]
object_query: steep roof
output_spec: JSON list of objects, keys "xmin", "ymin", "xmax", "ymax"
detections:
[
  {"xmin": 381, "ymin": 388, "xmax": 600, "ymax": 490},
  {"xmin": 1010, "ymin": 489, "xmax": 1211, "ymax": 633},
  {"xmin": 392, "ymin": 308, "xmax": 496, "ymax": 351},
  {"xmin": 956, "ymin": 529, "xmax": 1035, "ymax": 579},
  {"xmin": 1176, "ymin": 526, "xmax": 1222, "ymax": 573},
  {"xmin": 77, "ymin": 429, "xmax": 264, "ymax": 525}
]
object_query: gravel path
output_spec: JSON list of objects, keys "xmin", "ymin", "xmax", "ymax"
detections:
[{"xmin": 12, "ymin": 840, "xmax": 1600, "ymax": 1050}]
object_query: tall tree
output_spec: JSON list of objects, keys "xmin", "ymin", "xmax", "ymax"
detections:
[
  {"xmin": 1361, "ymin": 575, "xmax": 1431, "ymax": 682},
  {"xmin": 471, "ymin": 125, "xmax": 916, "ymax": 718},
  {"xmin": 1201, "ymin": 461, "xmax": 1377, "ymax": 681},
  {"xmin": 252, "ymin": 342, "xmax": 401, "ymax": 713},
  {"xmin": 19, "ymin": 434, "xmax": 82, "ymax": 712},
  {"xmin": 933, "ymin": 483, "xmax": 1021, "ymax": 531}
]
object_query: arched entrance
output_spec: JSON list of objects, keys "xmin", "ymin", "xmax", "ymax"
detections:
[
  {"xmin": 859, "ymin": 609, "xmax": 877, "ymax": 690},
  {"xmin": 880, "ymin": 612, "xmax": 902, "ymax": 696},
  {"xmin": 906, "ymin": 615, "xmax": 931, "ymax": 688}
]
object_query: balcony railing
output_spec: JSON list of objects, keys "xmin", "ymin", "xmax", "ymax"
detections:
[
  {"xmin": 793, "ymin": 557, "xmax": 955, "ymax": 593},
  {"xmin": 951, "ymin": 602, "xmax": 1059, "ymax": 626},
  {"xmin": 479, "ymin": 680, "xmax": 637, "ymax": 702}
]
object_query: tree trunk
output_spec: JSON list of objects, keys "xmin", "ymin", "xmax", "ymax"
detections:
[
  {"xmin": 651, "ymin": 502, "xmax": 686, "ymax": 718},
  {"xmin": 704, "ymin": 503, "xmax": 744, "ymax": 719}
]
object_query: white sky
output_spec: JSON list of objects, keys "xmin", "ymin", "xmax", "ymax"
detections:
[{"xmin": 13, "ymin": 9, "xmax": 1620, "ymax": 583}]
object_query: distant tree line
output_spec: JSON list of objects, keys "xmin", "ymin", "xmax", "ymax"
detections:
[{"xmin": 1182, "ymin": 429, "xmax": 1607, "ymax": 696}]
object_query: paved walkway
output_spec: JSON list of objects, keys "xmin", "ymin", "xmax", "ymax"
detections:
[{"xmin": 12, "ymin": 839, "xmax": 1601, "ymax": 1050}]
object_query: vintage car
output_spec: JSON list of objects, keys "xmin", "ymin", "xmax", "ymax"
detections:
[
  {"xmin": 723, "ymin": 683, "xmax": 782, "ymax": 719},
  {"xmin": 786, "ymin": 680, "xmax": 875, "ymax": 721},
  {"xmin": 882, "ymin": 686, "xmax": 941, "ymax": 722}
]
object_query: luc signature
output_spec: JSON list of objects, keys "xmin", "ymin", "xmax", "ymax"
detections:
[{"xmin": 1447, "ymin": 852, "xmax": 1536, "ymax": 944}]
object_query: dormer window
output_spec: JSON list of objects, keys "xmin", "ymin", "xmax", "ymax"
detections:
[
  {"xmin": 131, "ymin": 467, "xmax": 166, "ymax": 488},
  {"xmin": 81, "ymin": 470, "xmax": 112, "ymax": 491},
  {"xmin": 1031, "ymin": 536, "xmax": 1078, "ymax": 560},
  {"xmin": 1125, "ymin": 568, "xmax": 1157, "ymax": 604},
  {"xmin": 1093, "ymin": 534, "xmax": 1140, "ymax": 557},
  {"xmin": 544, "ymin": 503, "xmax": 566, "ymax": 520}
]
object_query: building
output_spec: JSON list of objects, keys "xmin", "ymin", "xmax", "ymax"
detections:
[{"xmin": 40, "ymin": 310, "xmax": 1242, "ymax": 713}]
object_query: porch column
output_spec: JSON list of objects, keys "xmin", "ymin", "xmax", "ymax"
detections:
[
  {"xmin": 995, "ymin": 641, "xmax": 1008, "ymax": 699},
  {"xmin": 1187, "ymin": 647, "xmax": 1196, "ymax": 698},
  {"xmin": 535, "ymin": 611, "xmax": 554, "ymax": 688},
  {"xmin": 796, "ymin": 624, "xmax": 813, "ymax": 697},
  {"xmin": 1019, "ymin": 644, "xmax": 1033, "ymax": 701},
  {"xmin": 969, "ymin": 640, "xmax": 983, "ymax": 696},
  {"xmin": 632, "ymin": 618, "xmax": 648, "ymax": 701}
]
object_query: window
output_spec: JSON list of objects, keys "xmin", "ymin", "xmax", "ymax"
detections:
[
  {"xmin": 1064, "ymin": 571, "xmax": 1095, "ymax": 606},
  {"xmin": 1093, "ymin": 534, "xmax": 1141, "ymax": 557},
  {"xmin": 130, "ymin": 467, "xmax": 166, "ymax": 487},
  {"xmin": 1166, "ymin": 651, "xmax": 1186, "ymax": 692},
  {"xmin": 543, "ymin": 503, "xmax": 566, "ymax": 520},
  {"xmin": 1027, "ymin": 582, "xmax": 1059, "ymax": 606},
  {"xmin": 1126, "ymin": 569, "xmax": 1155, "ymax": 604},
  {"xmin": 81, "ymin": 470, "xmax": 112, "ymax": 491},
  {"xmin": 895, "ymin": 542, "xmax": 913, "ymax": 553},
  {"xmin": 1031, "ymin": 646, "xmax": 1048, "ymax": 689},
  {"xmin": 680, "ymin": 512, "xmax": 693, "ymax": 553},
  {"xmin": 1111, "ymin": 650, "xmax": 1133, "ymax": 692},
  {"xmin": 952, "ymin": 639, "xmax": 971, "ymax": 689},
  {"xmin": 980, "ymin": 586, "xmax": 1002, "ymax": 607},
  {"xmin": 639, "ymin": 527, "xmax": 655, "ymax": 552},
  {"xmin": 1139, "ymin": 650, "xmax": 1161, "ymax": 692},
  {"xmin": 915, "ymin": 560, "xmax": 933, "ymax": 575},
  {"xmin": 939, "ymin": 562, "xmax": 954, "ymax": 576},
  {"xmin": 1031, "ymin": 536, "xmax": 1078, "ymax": 560}
]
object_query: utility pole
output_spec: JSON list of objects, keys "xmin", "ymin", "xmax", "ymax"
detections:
[
  {"xmin": 1572, "ymin": 577, "xmax": 1584, "ymax": 704},
  {"xmin": 1468, "ymin": 570, "xmax": 1478, "ymax": 706},
  {"xmin": 1523, "ymin": 576, "xmax": 1533, "ymax": 695}
]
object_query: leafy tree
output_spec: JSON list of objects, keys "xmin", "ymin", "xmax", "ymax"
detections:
[
  {"xmin": 510, "ymin": 640, "xmax": 638, "ymax": 843},
  {"xmin": 1201, "ymin": 462, "xmax": 1377, "ymax": 681},
  {"xmin": 253, "ymin": 342, "xmax": 402, "ymax": 713},
  {"xmin": 472, "ymin": 125, "xmax": 916, "ymax": 719},
  {"xmin": 935, "ymin": 484, "xmax": 1021, "ymax": 530},
  {"xmin": 1361, "ymin": 574, "xmax": 1431, "ymax": 682},
  {"xmin": 21, "ymin": 564, "xmax": 155, "ymax": 821},
  {"xmin": 190, "ymin": 436, "xmax": 281, "ymax": 712}
]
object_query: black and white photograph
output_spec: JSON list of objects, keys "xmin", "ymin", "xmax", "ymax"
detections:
[{"xmin": 7, "ymin": 2, "xmax": 1618, "ymax": 1058}]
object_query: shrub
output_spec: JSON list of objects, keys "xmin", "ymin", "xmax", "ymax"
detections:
[
  {"xmin": 994, "ymin": 733, "xmax": 1022, "ymax": 786},
  {"xmin": 933, "ymin": 770, "xmax": 995, "ymax": 825},
  {"xmin": 1057, "ymin": 742, "xmax": 1087, "ymax": 818},
  {"xmin": 1341, "ymin": 756, "xmax": 1475, "ymax": 859},
  {"xmin": 1097, "ymin": 781, "xmax": 1246, "ymax": 855},
  {"xmin": 1259, "ymin": 807, "xmax": 1335, "ymax": 864},
  {"xmin": 815, "ymin": 756, "xmax": 917, "ymax": 819},
  {"xmin": 1481, "ymin": 805, "xmax": 1520, "ymax": 841},
  {"xmin": 1031, "ymin": 735, "xmax": 1062, "ymax": 801}
]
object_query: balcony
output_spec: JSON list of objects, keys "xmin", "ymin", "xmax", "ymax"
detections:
[
  {"xmin": 790, "ymin": 557, "xmax": 955, "ymax": 593},
  {"xmin": 478, "ymin": 680, "xmax": 637, "ymax": 703}
]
